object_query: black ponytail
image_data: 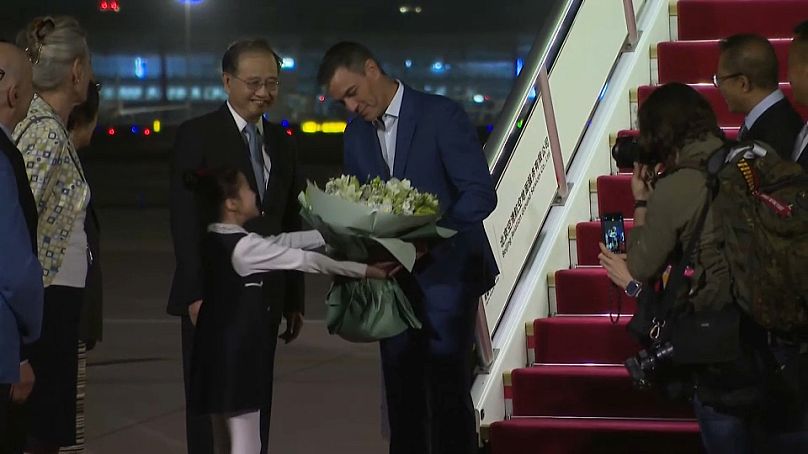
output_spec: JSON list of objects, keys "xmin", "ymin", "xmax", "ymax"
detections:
[{"xmin": 184, "ymin": 167, "xmax": 242, "ymax": 226}]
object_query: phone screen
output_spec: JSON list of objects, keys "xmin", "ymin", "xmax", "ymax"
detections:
[{"xmin": 601, "ymin": 213, "xmax": 626, "ymax": 254}]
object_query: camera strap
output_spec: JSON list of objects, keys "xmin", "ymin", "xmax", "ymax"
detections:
[{"xmin": 647, "ymin": 151, "xmax": 724, "ymax": 339}]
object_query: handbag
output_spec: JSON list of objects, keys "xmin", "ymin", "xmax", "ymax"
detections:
[{"xmin": 626, "ymin": 174, "xmax": 741, "ymax": 367}]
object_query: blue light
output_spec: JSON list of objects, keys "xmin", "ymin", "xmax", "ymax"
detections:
[
  {"xmin": 280, "ymin": 120, "xmax": 290, "ymax": 128},
  {"xmin": 473, "ymin": 94, "xmax": 485, "ymax": 104},
  {"xmin": 177, "ymin": 0, "xmax": 204, "ymax": 4},
  {"xmin": 598, "ymin": 82, "xmax": 609, "ymax": 101},
  {"xmin": 134, "ymin": 57, "xmax": 146, "ymax": 79},
  {"xmin": 486, "ymin": 124, "xmax": 494, "ymax": 133},
  {"xmin": 404, "ymin": 59, "xmax": 413, "ymax": 68},
  {"xmin": 281, "ymin": 57, "xmax": 295, "ymax": 70},
  {"xmin": 130, "ymin": 125, "xmax": 139, "ymax": 134},
  {"xmin": 431, "ymin": 61, "xmax": 446, "ymax": 74},
  {"xmin": 528, "ymin": 87, "xmax": 537, "ymax": 100},
  {"xmin": 515, "ymin": 58, "xmax": 525, "ymax": 77}
]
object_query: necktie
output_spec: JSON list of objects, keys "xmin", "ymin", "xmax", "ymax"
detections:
[{"xmin": 244, "ymin": 123, "xmax": 265, "ymax": 199}]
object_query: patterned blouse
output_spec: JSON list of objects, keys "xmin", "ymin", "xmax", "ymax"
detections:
[{"xmin": 13, "ymin": 95, "xmax": 90, "ymax": 286}]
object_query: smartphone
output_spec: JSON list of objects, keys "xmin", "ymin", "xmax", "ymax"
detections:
[{"xmin": 601, "ymin": 213, "xmax": 626, "ymax": 254}]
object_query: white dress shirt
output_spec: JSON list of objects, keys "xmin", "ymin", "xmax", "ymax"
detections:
[
  {"xmin": 207, "ymin": 223, "xmax": 367, "ymax": 278},
  {"xmin": 374, "ymin": 81, "xmax": 404, "ymax": 174},
  {"xmin": 227, "ymin": 102, "xmax": 271, "ymax": 185},
  {"xmin": 744, "ymin": 89, "xmax": 785, "ymax": 132},
  {"xmin": 794, "ymin": 122, "xmax": 808, "ymax": 162}
]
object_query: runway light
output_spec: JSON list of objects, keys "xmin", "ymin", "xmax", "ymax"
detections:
[
  {"xmin": 321, "ymin": 121, "xmax": 347, "ymax": 134},
  {"xmin": 144, "ymin": 128, "xmax": 152, "ymax": 136},
  {"xmin": 301, "ymin": 121, "xmax": 321, "ymax": 134},
  {"xmin": 107, "ymin": 127, "xmax": 116, "ymax": 136},
  {"xmin": 281, "ymin": 57, "xmax": 296, "ymax": 70},
  {"xmin": 431, "ymin": 61, "xmax": 446, "ymax": 74},
  {"xmin": 152, "ymin": 119, "xmax": 161, "ymax": 133}
]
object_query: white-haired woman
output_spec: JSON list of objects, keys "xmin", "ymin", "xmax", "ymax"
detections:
[{"xmin": 13, "ymin": 16, "xmax": 93, "ymax": 454}]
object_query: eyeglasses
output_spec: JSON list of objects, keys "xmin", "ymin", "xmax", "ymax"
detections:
[
  {"xmin": 228, "ymin": 74, "xmax": 280, "ymax": 92},
  {"xmin": 712, "ymin": 72, "xmax": 744, "ymax": 88}
]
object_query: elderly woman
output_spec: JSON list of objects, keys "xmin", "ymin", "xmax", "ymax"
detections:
[{"xmin": 13, "ymin": 16, "xmax": 93, "ymax": 454}]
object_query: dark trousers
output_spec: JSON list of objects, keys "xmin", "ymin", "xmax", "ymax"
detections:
[
  {"xmin": 694, "ymin": 344, "xmax": 808, "ymax": 454},
  {"xmin": 181, "ymin": 302, "xmax": 283, "ymax": 454},
  {"xmin": 380, "ymin": 279, "xmax": 479, "ymax": 454},
  {"xmin": 0, "ymin": 387, "xmax": 26, "ymax": 454}
]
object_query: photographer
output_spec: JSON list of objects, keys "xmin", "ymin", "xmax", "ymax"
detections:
[{"xmin": 599, "ymin": 82, "xmax": 807, "ymax": 454}]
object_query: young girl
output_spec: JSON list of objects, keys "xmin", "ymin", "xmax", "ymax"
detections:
[{"xmin": 186, "ymin": 167, "xmax": 388, "ymax": 453}]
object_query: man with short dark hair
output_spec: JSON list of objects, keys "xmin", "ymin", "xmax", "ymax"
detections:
[
  {"xmin": 169, "ymin": 38, "xmax": 303, "ymax": 454},
  {"xmin": 715, "ymin": 34, "xmax": 803, "ymax": 158},
  {"xmin": 318, "ymin": 42, "xmax": 499, "ymax": 454},
  {"xmin": 0, "ymin": 42, "xmax": 43, "ymax": 454},
  {"xmin": 788, "ymin": 20, "xmax": 808, "ymax": 169}
]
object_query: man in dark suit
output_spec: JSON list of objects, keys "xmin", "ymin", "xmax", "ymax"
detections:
[
  {"xmin": 169, "ymin": 39, "xmax": 304, "ymax": 454},
  {"xmin": 789, "ymin": 21, "xmax": 808, "ymax": 169},
  {"xmin": 715, "ymin": 34, "xmax": 804, "ymax": 158},
  {"xmin": 0, "ymin": 42, "xmax": 42, "ymax": 454},
  {"xmin": 318, "ymin": 42, "xmax": 499, "ymax": 454}
]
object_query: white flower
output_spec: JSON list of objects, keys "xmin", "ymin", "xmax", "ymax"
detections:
[{"xmin": 323, "ymin": 176, "xmax": 439, "ymax": 216}]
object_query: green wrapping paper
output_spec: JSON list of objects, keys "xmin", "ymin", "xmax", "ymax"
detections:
[{"xmin": 299, "ymin": 182, "xmax": 455, "ymax": 342}]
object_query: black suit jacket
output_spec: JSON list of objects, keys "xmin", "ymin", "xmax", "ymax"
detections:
[
  {"xmin": 742, "ymin": 97, "xmax": 804, "ymax": 160},
  {"xmin": 168, "ymin": 103, "xmax": 304, "ymax": 317},
  {"xmin": 0, "ymin": 128, "xmax": 37, "ymax": 254}
]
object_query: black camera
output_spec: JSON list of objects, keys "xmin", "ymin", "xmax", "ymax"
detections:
[
  {"xmin": 611, "ymin": 135, "xmax": 659, "ymax": 169},
  {"xmin": 624, "ymin": 341, "xmax": 675, "ymax": 389}
]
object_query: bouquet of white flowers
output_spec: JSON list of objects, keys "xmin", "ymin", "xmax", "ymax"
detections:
[{"xmin": 299, "ymin": 176, "xmax": 455, "ymax": 342}]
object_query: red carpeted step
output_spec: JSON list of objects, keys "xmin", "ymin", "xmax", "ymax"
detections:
[
  {"xmin": 533, "ymin": 316, "xmax": 640, "ymax": 364},
  {"xmin": 638, "ymin": 83, "xmax": 808, "ymax": 127},
  {"xmin": 511, "ymin": 365, "xmax": 694, "ymax": 418},
  {"xmin": 658, "ymin": 39, "xmax": 791, "ymax": 84},
  {"xmin": 596, "ymin": 175, "xmax": 634, "ymax": 219},
  {"xmin": 489, "ymin": 418, "xmax": 701, "ymax": 454},
  {"xmin": 677, "ymin": 0, "xmax": 808, "ymax": 40},
  {"xmin": 555, "ymin": 268, "xmax": 637, "ymax": 315},
  {"xmin": 575, "ymin": 221, "xmax": 635, "ymax": 266}
]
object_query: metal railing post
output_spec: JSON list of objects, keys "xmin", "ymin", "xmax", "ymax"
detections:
[
  {"xmin": 623, "ymin": 0, "xmax": 639, "ymax": 51},
  {"xmin": 537, "ymin": 65, "xmax": 569, "ymax": 202},
  {"xmin": 475, "ymin": 299, "xmax": 495, "ymax": 372}
]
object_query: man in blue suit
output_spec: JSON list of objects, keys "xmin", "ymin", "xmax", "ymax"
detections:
[
  {"xmin": 0, "ymin": 42, "xmax": 43, "ymax": 452},
  {"xmin": 318, "ymin": 42, "xmax": 499, "ymax": 454}
]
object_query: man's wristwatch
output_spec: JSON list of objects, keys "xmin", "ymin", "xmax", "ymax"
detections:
[{"xmin": 625, "ymin": 280, "xmax": 642, "ymax": 298}]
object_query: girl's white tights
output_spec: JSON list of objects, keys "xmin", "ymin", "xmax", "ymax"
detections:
[{"xmin": 210, "ymin": 410, "xmax": 262, "ymax": 454}]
